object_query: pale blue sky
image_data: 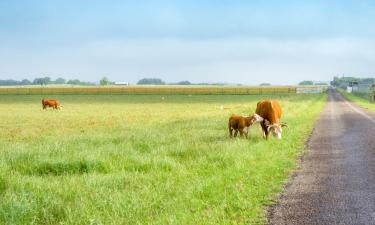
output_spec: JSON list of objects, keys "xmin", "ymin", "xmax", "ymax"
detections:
[{"xmin": 1, "ymin": 0, "xmax": 375, "ymax": 84}]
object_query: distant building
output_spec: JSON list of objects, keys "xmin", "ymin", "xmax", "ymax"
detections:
[
  {"xmin": 347, "ymin": 81, "xmax": 358, "ymax": 93},
  {"xmin": 114, "ymin": 82, "xmax": 129, "ymax": 86}
]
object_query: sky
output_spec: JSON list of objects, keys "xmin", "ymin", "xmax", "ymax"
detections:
[{"xmin": 1, "ymin": 0, "xmax": 375, "ymax": 85}]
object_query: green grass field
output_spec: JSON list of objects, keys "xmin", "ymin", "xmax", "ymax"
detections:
[
  {"xmin": 0, "ymin": 94, "xmax": 326, "ymax": 224},
  {"xmin": 337, "ymin": 88, "xmax": 375, "ymax": 111}
]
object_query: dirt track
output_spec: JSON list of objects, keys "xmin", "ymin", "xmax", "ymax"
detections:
[{"xmin": 268, "ymin": 89, "xmax": 375, "ymax": 225}]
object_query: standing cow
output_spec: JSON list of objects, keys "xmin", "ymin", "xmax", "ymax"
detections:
[
  {"xmin": 255, "ymin": 100, "xmax": 287, "ymax": 139},
  {"xmin": 228, "ymin": 114, "xmax": 263, "ymax": 138},
  {"xmin": 42, "ymin": 99, "xmax": 62, "ymax": 110}
]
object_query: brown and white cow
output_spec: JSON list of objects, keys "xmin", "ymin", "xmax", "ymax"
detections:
[
  {"xmin": 42, "ymin": 99, "xmax": 62, "ymax": 110},
  {"xmin": 228, "ymin": 114, "xmax": 263, "ymax": 138},
  {"xmin": 255, "ymin": 100, "xmax": 287, "ymax": 139}
]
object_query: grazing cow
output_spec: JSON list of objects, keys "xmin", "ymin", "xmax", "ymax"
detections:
[
  {"xmin": 42, "ymin": 99, "xmax": 62, "ymax": 110},
  {"xmin": 228, "ymin": 114, "xmax": 263, "ymax": 138},
  {"xmin": 255, "ymin": 100, "xmax": 287, "ymax": 139}
]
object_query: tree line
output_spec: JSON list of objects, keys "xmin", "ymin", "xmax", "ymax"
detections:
[
  {"xmin": 136, "ymin": 78, "xmax": 239, "ymax": 86},
  {"xmin": 0, "ymin": 77, "xmax": 95, "ymax": 86},
  {"xmin": 0, "ymin": 77, "xmax": 192, "ymax": 86},
  {"xmin": 137, "ymin": 78, "xmax": 193, "ymax": 85},
  {"xmin": 298, "ymin": 80, "xmax": 328, "ymax": 85},
  {"xmin": 0, "ymin": 76, "xmax": 333, "ymax": 86}
]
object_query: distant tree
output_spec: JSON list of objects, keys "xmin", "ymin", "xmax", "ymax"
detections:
[
  {"xmin": 54, "ymin": 77, "xmax": 66, "ymax": 84},
  {"xmin": 33, "ymin": 78, "xmax": 43, "ymax": 85},
  {"xmin": 65, "ymin": 79, "xmax": 95, "ymax": 86},
  {"xmin": 33, "ymin": 77, "xmax": 51, "ymax": 85},
  {"xmin": 79, "ymin": 81, "xmax": 96, "ymax": 86},
  {"xmin": 100, "ymin": 77, "xmax": 111, "ymax": 86},
  {"xmin": 259, "ymin": 83, "xmax": 271, "ymax": 86},
  {"xmin": 298, "ymin": 80, "xmax": 314, "ymax": 85},
  {"xmin": 137, "ymin": 78, "xmax": 165, "ymax": 85},
  {"xmin": 67, "ymin": 79, "xmax": 81, "ymax": 85},
  {"xmin": 314, "ymin": 82, "xmax": 328, "ymax": 85},
  {"xmin": 0, "ymin": 79, "xmax": 20, "ymax": 86},
  {"xmin": 330, "ymin": 76, "xmax": 340, "ymax": 86},
  {"xmin": 20, "ymin": 79, "xmax": 31, "ymax": 85},
  {"xmin": 176, "ymin": 81, "xmax": 191, "ymax": 85},
  {"xmin": 42, "ymin": 77, "xmax": 51, "ymax": 85}
]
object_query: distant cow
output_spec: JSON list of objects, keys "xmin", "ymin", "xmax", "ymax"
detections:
[
  {"xmin": 255, "ymin": 100, "xmax": 287, "ymax": 139},
  {"xmin": 42, "ymin": 99, "xmax": 62, "ymax": 110},
  {"xmin": 228, "ymin": 114, "xmax": 263, "ymax": 138}
]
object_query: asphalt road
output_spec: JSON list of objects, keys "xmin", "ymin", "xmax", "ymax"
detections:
[{"xmin": 268, "ymin": 89, "xmax": 375, "ymax": 225}]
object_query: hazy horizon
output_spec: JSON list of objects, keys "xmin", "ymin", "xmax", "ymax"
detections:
[{"xmin": 1, "ymin": 1, "xmax": 375, "ymax": 85}]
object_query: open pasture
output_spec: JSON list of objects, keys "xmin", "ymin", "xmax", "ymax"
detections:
[{"xmin": 0, "ymin": 94, "xmax": 326, "ymax": 224}]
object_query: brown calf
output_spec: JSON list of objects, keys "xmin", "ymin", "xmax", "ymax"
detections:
[{"xmin": 228, "ymin": 114, "xmax": 263, "ymax": 138}]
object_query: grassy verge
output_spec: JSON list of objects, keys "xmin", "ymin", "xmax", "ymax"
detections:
[
  {"xmin": 0, "ymin": 94, "xmax": 326, "ymax": 224},
  {"xmin": 337, "ymin": 88, "xmax": 375, "ymax": 111}
]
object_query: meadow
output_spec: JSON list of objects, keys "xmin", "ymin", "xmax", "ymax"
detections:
[{"xmin": 0, "ymin": 94, "xmax": 326, "ymax": 224}]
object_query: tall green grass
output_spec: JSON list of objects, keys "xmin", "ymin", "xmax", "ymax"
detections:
[
  {"xmin": 337, "ymin": 88, "xmax": 375, "ymax": 111},
  {"xmin": 0, "ymin": 94, "xmax": 326, "ymax": 224}
]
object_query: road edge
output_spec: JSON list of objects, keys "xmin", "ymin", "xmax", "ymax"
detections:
[{"xmin": 265, "ymin": 93, "xmax": 329, "ymax": 224}]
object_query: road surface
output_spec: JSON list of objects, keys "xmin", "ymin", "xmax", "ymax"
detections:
[{"xmin": 268, "ymin": 89, "xmax": 375, "ymax": 225}]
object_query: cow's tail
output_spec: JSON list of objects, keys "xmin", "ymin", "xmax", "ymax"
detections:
[
  {"xmin": 228, "ymin": 118, "xmax": 232, "ymax": 137},
  {"xmin": 41, "ymin": 99, "xmax": 45, "ymax": 110}
]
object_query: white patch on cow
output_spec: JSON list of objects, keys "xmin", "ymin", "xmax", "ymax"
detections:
[{"xmin": 254, "ymin": 113, "xmax": 264, "ymax": 122}]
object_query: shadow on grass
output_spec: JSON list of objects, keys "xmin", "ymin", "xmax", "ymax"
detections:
[
  {"xmin": 10, "ymin": 157, "xmax": 109, "ymax": 176},
  {"xmin": 0, "ymin": 177, "xmax": 7, "ymax": 193}
]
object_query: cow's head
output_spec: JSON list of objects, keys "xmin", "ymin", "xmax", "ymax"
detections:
[{"xmin": 265, "ymin": 120, "xmax": 288, "ymax": 139}]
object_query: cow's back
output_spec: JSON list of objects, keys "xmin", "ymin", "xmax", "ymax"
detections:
[
  {"xmin": 229, "ymin": 115, "xmax": 240, "ymax": 129},
  {"xmin": 255, "ymin": 100, "xmax": 282, "ymax": 124},
  {"xmin": 229, "ymin": 114, "xmax": 248, "ymax": 129}
]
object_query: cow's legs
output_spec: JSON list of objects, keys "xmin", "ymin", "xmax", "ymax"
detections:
[
  {"xmin": 260, "ymin": 121, "xmax": 268, "ymax": 139},
  {"xmin": 243, "ymin": 127, "xmax": 249, "ymax": 138},
  {"xmin": 234, "ymin": 130, "xmax": 238, "ymax": 137},
  {"xmin": 229, "ymin": 127, "xmax": 233, "ymax": 137}
]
